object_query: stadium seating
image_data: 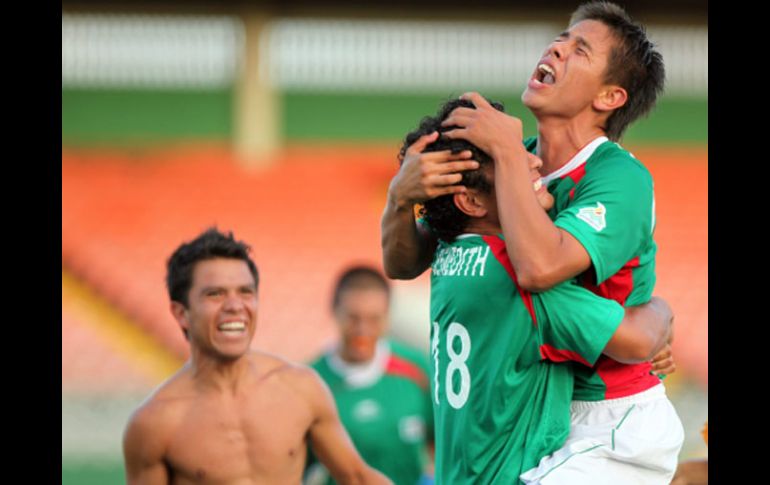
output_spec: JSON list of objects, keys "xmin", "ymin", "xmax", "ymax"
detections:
[{"xmin": 62, "ymin": 144, "xmax": 707, "ymax": 389}]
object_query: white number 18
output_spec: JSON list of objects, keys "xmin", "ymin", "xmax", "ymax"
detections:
[{"xmin": 432, "ymin": 322, "xmax": 471, "ymax": 409}]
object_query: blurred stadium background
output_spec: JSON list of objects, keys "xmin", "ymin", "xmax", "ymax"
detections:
[{"xmin": 61, "ymin": 1, "xmax": 707, "ymax": 483}]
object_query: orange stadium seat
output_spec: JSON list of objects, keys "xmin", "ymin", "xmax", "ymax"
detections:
[{"xmin": 62, "ymin": 144, "xmax": 707, "ymax": 389}]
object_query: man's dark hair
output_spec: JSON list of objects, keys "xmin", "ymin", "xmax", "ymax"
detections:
[
  {"xmin": 332, "ymin": 265, "xmax": 390, "ymax": 311},
  {"xmin": 166, "ymin": 227, "xmax": 259, "ymax": 308},
  {"xmin": 398, "ymin": 97, "xmax": 503, "ymax": 242},
  {"xmin": 570, "ymin": 1, "xmax": 665, "ymax": 141}
]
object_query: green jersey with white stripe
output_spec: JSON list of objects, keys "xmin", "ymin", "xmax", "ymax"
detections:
[
  {"xmin": 429, "ymin": 234, "xmax": 624, "ymax": 484},
  {"xmin": 307, "ymin": 339, "xmax": 433, "ymax": 485},
  {"xmin": 524, "ymin": 136, "xmax": 661, "ymax": 401}
]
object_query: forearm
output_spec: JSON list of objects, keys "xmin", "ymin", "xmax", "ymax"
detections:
[
  {"xmin": 494, "ymin": 149, "xmax": 581, "ymax": 290},
  {"xmin": 380, "ymin": 196, "xmax": 434, "ymax": 280},
  {"xmin": 333, "ymin": 467, "xmax": 392, "ymax": 485},
  {"xmin": 364, "ymin": 467, "xmax": 394, "ymax": 485},
  {"xmin": 604, "ymin": 298, "xmax": 672, "ymax": 363}
]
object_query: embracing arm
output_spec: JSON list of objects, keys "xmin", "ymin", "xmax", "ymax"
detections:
[
  {"xmin": 381, "ymin": 131, "xmax": 478, "ymax": 279},
  {"xmin": 381, "ymin": 196, "xmax": 436, "ymax": 280},
  {"xmin": 493, "ymin": 149, "xmax": 592, "ymax": 290},
  {"xmin": 303, "ymin": 369, "xmax": 392, "ymax": 485},
  {"xmin": 442, "ymin": 92, "xmax": 591, "ymax": 291},
  {"xmin": 123, "ymin": 405, "xmax": 170, "ymax": 485},
  {"xmin": 603, "ymin": 296, "xmax": 673, "ymax": 364}
]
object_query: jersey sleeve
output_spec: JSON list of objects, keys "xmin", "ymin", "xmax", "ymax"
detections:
[
  {"xmin": 534, "ymin": 279, "xmax": 625, "ymax": 367},
  {"xmin": 554, "ymin": 155, "xmax": 655, "ymax": 284}
]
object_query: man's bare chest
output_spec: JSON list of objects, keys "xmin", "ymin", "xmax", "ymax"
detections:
[{"xmin": 164, "ymin": 390, "xmax": 313, "ymax": 482}]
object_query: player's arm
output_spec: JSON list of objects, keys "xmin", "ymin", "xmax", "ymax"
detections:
[
  {"xmin": 300, "ymin": 368, "xmax": 393, "ymax": 485},
  {"xmin": 382, "ymin": 132, "xmax": 478, "ymax": 279},
  {"xmin": 603, "ymin": 296, "xmax": 673, "ymax": 364},
  {"xmin": 535, "ymin": 282, "xmax": 670, "ymax": 367},
  {"xmin": 493, "ymin": 146, "xmax": 591, "ymax": 292},
  {"xmin": 442, "ymin": 92, "xmax": 623, "ymax": 291},
  {"xmin": 123, "ymin": 404, "xmax": 170, "ymax": 485}
]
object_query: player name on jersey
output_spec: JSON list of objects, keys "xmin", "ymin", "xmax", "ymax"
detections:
[{"xmin": 431, "ymin": 242, "xmax": 490, "ymax": 277}]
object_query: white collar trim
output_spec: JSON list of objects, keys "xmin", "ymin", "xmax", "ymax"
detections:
[
  {"xmin": 327, "ymin": 340, "xmax": 390, "ymax": 388},
  {"xmin": 540, "ymin": 136, "xmax": 609, "ymax": 185}
]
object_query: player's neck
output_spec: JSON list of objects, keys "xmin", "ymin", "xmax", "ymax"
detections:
[
  {"xmin": 189, "ymin": 348, "xmax": 254, "ymax": 393},
  {"xmin": 535, "ymin": 116, "xmax": 606, "ymax": 176},
  {"xmin": 463, "ymin": 219, "xmax": 502, "ymax": 237}
]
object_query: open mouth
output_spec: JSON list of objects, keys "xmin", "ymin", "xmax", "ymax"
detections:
[
  {"xmin": 218, "ymin": 321, "xmax": 247, "ymax": 335},
  {"xmin": 535, "ymin": 63, "xmax": 556, "ymax": 85}
]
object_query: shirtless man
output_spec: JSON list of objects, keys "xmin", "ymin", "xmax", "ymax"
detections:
[{"xmin": 122, "ymin": 228, "xmax": 391, "ymax": 485}]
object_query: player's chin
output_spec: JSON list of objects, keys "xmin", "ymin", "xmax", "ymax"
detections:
[
  {"xmin": 346, "ymin": 344, "xmax": 376, "ymax": 363},
  {"xmin": 213, "ymin": 341, "xmax": 251, "ymax": 360},
  {"xmin": 538, "ymin": 193, "xmax": 555, "ymax": 212},
  {"xmin": 521, "ymin": 89, "xmax": 539, "ymax": 108}
]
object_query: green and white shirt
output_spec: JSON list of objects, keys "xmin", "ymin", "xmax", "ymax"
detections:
[
  {"xmin": 307, "ymin": 339, "xmax": 433, "ymax": 485},
  {"xmin": 525, "ymin": 136, "xmax": 661, "ymax": 400},
  {"xmin": 430, "ymin": 234, "xmax": 624, "ymax": 484}
]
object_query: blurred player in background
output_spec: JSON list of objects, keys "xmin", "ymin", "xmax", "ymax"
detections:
[
  {"xmin": 123, "ymin": 228, "xmax": 391, "ymax": 485},
  {"xmin": 398, "ymin": 98, "xmax": 674, "ymax": 484},
  {"xmin": 306, "ymin": 266, "xmax": 434, "ymax": 485},
  {"xmin": 381, "ymin": 2, "xmax": 683, "ymax": 483}
]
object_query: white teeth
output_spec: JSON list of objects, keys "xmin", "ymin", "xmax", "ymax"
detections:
[
  {"xmin": 533, "ymin": 179, "xmax": 543, "ymax": 191},
  {"xmin": 538, "ymin": 64, "xmax": 555, "ymax": 76},
  {"xmin": 218, "ymin": 322, "xmax": 246, "ymax": 331}
]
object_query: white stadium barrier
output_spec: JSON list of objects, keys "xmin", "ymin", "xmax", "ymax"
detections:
[{"xmin": 62, "ymin": 14, "xmax": 707, "ymax": 96}]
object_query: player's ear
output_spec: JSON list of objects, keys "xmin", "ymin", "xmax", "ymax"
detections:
[
  {"xmin": 593, "ymin": 85, "xmax": 627, "ymax": 113},
  {"xmin": 170, "ymin": 301, "xmax": 190, "ymax": 334},
  {"xmin": 454, "ymin": 190, "xmax": 488, "ymax": 218}
]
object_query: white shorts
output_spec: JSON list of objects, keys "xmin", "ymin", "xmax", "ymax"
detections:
[{"xmin": 520, "ymin": 383, "xmax": 684, "ymax": 485}]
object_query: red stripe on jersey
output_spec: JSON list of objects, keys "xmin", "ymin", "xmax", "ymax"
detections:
[
  {"xmin": 580, "ymin": 257, "xmax": 658, "ymax": 399},
  {"xmin": 566, "ymin": 164, "xmax": 587, "ymax": 200},
  {"xmin": 580, "ymin": 257, "xmax": 640, "ymax": 306},
  {"xmin": 566, "ymin": 163, "xmax": 588, "ymax": 184},
  {"xmin": 593, "ymin": 356, "xmax": 660, "ymax": 399},
  {"xmin": 386, "ymin": 355, "xmax": 429, "ymax": 390},
  {"xmin": 539, "ymin": 344, "xmax": 590, "ymax": 367},
  {"xmin": 482, "ymin": 235, "xmax": 538, "ymax": 327}
]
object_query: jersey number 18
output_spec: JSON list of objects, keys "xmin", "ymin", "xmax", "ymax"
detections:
[{"xmin": 432, "ymin": 321, "xmax": 471, "ymax": 409}]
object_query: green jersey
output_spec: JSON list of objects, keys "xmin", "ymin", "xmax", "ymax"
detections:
[
  {"xmin": 429, "ymin": 234, "xmax": 624, "ymax": 484},
  {"xmin": 524, "ymin": 136, "xmax": 660, "ymax": 400},
  {"xmin": 307, "ymin": 339, "xmax": 433, "ymax": 485}
]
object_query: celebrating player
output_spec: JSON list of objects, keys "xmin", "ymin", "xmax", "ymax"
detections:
[
  {"xmin": 400, "ymin": 98, "xmax": 673, "ymax": 484},
  {"xmin": 306, "ymin": 266, "xmax": 434, "ymax": 485},
  {"xmin": 381, "ymin": 2, "xmax": 684, "ymax": 483},
  {"xmin": 122, "ymin": 228, "xmax": 391, "ymax": 485}
]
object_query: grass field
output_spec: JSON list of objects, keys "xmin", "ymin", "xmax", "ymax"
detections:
[
  {"xmin": 63, "ymin": 462, "xmax": 125, "ymax": 485},
  {"xmin": 62, "ymin": 89, "xmax": 707, "ymax": 147}
]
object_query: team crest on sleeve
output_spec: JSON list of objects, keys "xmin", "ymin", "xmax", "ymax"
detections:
[{"xmin": 576, "ymin": 202, "xmax": 607, "ymax": 231}]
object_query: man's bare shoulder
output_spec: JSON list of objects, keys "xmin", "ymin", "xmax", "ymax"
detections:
[
  {"xmin": 126, "ymin": 365, "xmax": 195, "ymax": 435},
  {"xmin": 247, "ymin": 351, "xmax": 327, "ymax": 402},
  {"xmin": 122, "ymin": 366, "xmax": 193, "ymax": 467}
]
